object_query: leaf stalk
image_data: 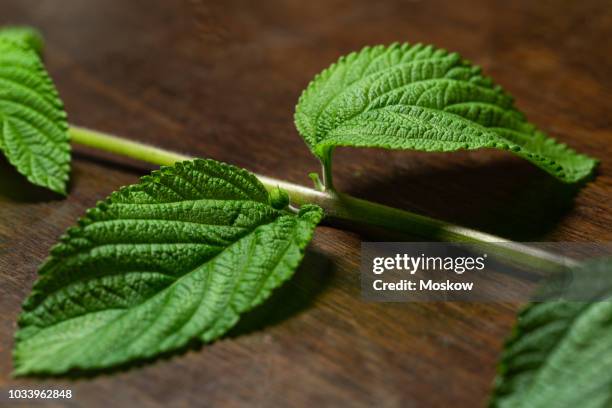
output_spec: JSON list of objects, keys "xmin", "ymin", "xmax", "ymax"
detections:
[{"xmin": 319, "ymin": 149, "xmax": 335, "ymax": 192}]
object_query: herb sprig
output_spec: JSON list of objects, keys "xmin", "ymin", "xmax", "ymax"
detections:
[{"xmin": 3, "ymin": 26, "xmax": 610, "ymax": 408}]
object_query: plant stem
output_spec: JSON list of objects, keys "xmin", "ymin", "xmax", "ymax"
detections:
[
  {"xmin": 69, "ymin": 125, "xmax": 577, "ymax": 269},
  {"xmin": 319, "ymin": 149, "xmax": 335, "ymax": 191},
  {"xmin": 69, "ymin": 126, "xmax": 187, "ymax": 166}
]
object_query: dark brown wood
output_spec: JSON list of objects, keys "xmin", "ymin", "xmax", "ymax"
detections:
[{"xmin": 1, "ymin": 0, "xmax": 611, "ymax": 406}]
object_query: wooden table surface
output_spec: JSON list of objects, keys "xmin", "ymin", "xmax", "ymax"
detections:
[{"xmin": 1, "ymin": 0, "xmax": 611, "ymax": 406}]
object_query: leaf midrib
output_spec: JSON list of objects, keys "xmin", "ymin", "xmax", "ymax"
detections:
[
  {"xmin": 325, "ymin": 104, "xmax": 499, "ymax": 146},
  {"xmin": 18, "ymin": 212, "xmax": 299, "ymax": 372},
  {"xmin": 24, "ymin": 211, "xmax": 287, "ymax": 335},
  {"xmin": 314, "ymin": 77, "xmax": 511, "ymax": 147}
]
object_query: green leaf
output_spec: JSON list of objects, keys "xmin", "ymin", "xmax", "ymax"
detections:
[
  {"xmin": 295, "ymin": 43, "xmax": 597, "ymax": 183},
  {"xmin": 0, "ymin": 34, "xmax": 70, "ymax": 194},
  {"xmin": 0, "ymin": 26, "xmax": 44, "ymax": 55},
  {"xmin": 13, "ymin": 159, "xmax": 323, "ymax": 376},
  {"xmin": 490, "ymin": 258, "xmax": 612, "ymax": 407}
]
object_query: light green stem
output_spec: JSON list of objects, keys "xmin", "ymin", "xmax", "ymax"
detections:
[
  {"xmin": 319, "ymin": 148, "xmax": 335, "ymax": 191},
  {"xmin": 69, "ymin": 126, "xmax": 187, "ymax": 166},
  {"xmin": 69, "ymin": 125, "xmax": 576, "ymax": 270}
]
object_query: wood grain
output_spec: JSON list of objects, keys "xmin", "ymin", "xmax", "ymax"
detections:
[{"xmin": 1, "ymin": 0, "xmax": 611, "ymax": 406}]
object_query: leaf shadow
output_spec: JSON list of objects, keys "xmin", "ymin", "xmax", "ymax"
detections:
[
  {"xmin": 343, "ymin": 154, "xmax": 587, "ymax": 241},
  {"xmin": 228, "ymin": 247, "xmax": 334, "ymax": 337},
  {"xmin": 17, "ymin": 248, "xmax": 334, "ymax": 380},
  {"xmin": 0, "ymin": 151, "xmax": 154, "ymax": 202},
  {"xmin": 0, "ymin": 157, "xmax": 65, "ymax": 202}
]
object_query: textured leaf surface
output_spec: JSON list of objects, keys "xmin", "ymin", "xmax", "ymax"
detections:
[
  {"xmin": 0, "ymin": 35, "xmax": 69, "ymax": 194},
  {"xmin": 295, "ymin": 43, "xmax": 597, "ymax": 183},
  {"xmin": 491, "ymin": 258, "xmax": 612, "ymax": 407},
  {"xmin": 14, "ymin": 159, "xmax": 322, "ymax": 375},
  {"xmin": 0, "ymin": 26, "xmax": 44, "ymax": 54}
]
